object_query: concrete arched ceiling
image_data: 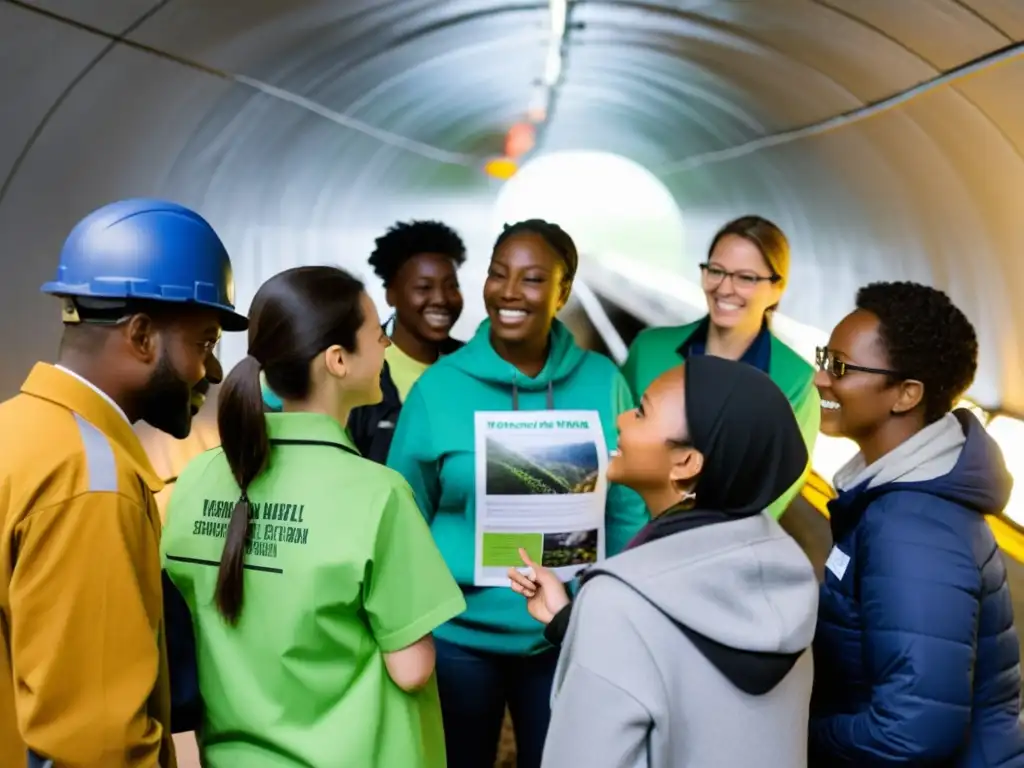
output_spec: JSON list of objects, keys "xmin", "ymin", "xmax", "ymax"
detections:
[{"xmin": 2, "ymin": 0, "xmax": 1023, "ymax": 412}]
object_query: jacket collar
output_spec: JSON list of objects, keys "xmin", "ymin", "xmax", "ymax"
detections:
[
  {"xmin": 675, "ymin": 315, "xmax": 773, "ymax": 374},
  {"xmin": 618, "ymin": 503, "xmax": 736, "ymax": 552},
  {"xmin": 54, "ymin": 364, "xmax": 130, "ymax": 423},
  {"xmin": 265, "ymin": 411, "xmax": 357, "ymax": 451},
  {"xmin": 21, "ymin": 363, "xmax": 164, "ymax": 492}
]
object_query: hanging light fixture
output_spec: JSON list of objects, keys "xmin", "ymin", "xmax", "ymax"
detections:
[{"xmin": 543, "ymin": 0, "xmax": 568, "ymax": 86}]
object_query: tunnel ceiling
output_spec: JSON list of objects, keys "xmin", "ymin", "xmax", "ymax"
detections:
[{"xmin": 1, "ymin": 0, "xmax": 1023, "ymax": 412}]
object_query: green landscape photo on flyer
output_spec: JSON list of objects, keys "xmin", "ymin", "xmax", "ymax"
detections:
[
  {"xmin": 542, "ymin": 529, "xmax": 599, "ymax": 568},
  {"xmin": 485, "ymin": 437, "xmax": 599, "ymax": 495}
]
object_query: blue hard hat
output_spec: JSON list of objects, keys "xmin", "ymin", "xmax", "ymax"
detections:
[{"xmin": 41, "ymin": 198, "xmax": 248, "ymax": 331}]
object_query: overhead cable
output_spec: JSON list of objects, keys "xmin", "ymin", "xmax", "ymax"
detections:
[
  {"xmin": 657, "ymin": 38, "xmax": 1024, "ymax": 177},
  {"xmin": 3, "ymin": 0, "xmax": 477, "ymax": 169}
]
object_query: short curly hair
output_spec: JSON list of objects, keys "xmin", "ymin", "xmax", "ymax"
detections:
[
  {"xmin": 368, "ymin": 220, "xmax": 466, "ymax": 287},
  {"xmin": 856, "ymin": 281, "xmax": 978, "ymax": 423}
]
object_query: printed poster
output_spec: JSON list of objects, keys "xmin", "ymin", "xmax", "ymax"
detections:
[{"xmin": 473, "ymin": 410, "xmax": 609, "ymax": 587}]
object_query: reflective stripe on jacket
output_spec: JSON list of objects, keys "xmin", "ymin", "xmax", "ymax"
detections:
[{"xmin": 0, "ymin": 363, "xmax": 175, "ymax": 768}]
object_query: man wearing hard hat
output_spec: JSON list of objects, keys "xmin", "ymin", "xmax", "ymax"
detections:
[{"xmin": 0, "ymin": 199, "xmax": 249, "ymax": 768}]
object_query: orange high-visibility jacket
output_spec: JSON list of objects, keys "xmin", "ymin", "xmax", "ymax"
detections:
[{"xmin": 0, "ymin": 363, "xmax": 175, "ymax": 768}]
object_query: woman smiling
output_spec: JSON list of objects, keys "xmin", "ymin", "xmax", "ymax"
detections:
[
  {"xmin": 622, "ymin": 215, "xmax": 818, "ymax": 519},
  {"xmin": 809, "ymin": 282, "xmax": 1024, "ymax": 766},
  {"xmin": 348, "ymin": 220, "xmax": 467, "ymax": 463},
  {"xmin": 263, "ymin": 220, "xmax": 467, "ymax": 464},
  {"xmin": 387, "ymin": 219, "xmax": 648, "ymax": 768},
  {"xmin": 510, "ymin": 356, "xmax": 818, "ymax": 768}
]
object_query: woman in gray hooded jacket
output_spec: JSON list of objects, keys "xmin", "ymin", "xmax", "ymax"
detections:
[{"xmin": 509, "ymin": 355, "xmax": 819, "ymax": 768}]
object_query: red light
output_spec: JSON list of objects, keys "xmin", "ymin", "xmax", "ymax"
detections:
[{"xmin": 504, "ymin": 123, "xmax": 536, "ymax": 159}]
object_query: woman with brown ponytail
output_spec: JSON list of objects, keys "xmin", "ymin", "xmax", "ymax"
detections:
[
  {"xmin": 160, "ymin": 266, "xmax": 466, "ymax": 768},
  {"xmin": 621, "ymin": 215, "xmax": 819, "ymax": 521}
]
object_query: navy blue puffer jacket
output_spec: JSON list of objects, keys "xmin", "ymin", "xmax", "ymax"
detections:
[{"xmin": 811, "ymin": 410, "xmax": 1024, "ymax": 766}]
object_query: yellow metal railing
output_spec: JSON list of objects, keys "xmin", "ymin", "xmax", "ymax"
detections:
[{"xmin": 800, "ymin": 471, "xmax": 1024, "ymax": 563}]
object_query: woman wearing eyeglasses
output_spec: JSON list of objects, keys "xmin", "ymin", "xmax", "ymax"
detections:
[
  {"xmin": 621, "ymin": 215, "xmax": 818, "ymax": 519},
  {"xmin": 809, "ymin": 281, "xmax": 1024, "ymax": 766}
]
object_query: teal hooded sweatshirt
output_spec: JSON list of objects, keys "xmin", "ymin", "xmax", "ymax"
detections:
[{"xmin": 387, "ymin": 318, "xmax": 650, "ymax": 656}]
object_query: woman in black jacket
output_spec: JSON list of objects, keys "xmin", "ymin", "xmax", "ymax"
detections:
[{"xmin": 348, "ymin": 219, "xmax": 467, "ymax": 463}]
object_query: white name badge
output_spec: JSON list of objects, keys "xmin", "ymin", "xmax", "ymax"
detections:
[{"xmin": 825, "ymin": 545, "xmax": 851, "ymax": 581}]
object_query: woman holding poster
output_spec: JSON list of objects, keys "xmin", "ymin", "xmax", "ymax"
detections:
[{"xmin": 387, "ymin": 219, "xmax": 649, "ymax": 768}]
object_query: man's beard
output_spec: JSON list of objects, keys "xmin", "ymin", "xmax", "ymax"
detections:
[{"xmin": 139, "ymin": 350, "xmax": 194, "ymax": 440}]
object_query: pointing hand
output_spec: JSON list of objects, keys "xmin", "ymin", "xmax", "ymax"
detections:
[{"xmin": 507, "ymin": 547, "xmax": 570, "ymax": 625}]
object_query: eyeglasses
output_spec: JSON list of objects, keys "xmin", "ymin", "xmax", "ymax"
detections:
[
  {"xmin": 699, "ymin": 263, "xmax": 780, "ymax": 292},
  {"xmin": 815, "ymin": 347, "xmax": 901, "ymax": 379}
]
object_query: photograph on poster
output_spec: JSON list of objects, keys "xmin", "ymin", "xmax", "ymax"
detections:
[
  {"xmin": 474, "ymin": 410, "xmax": 608, "ymax": 586},
  {"xmin": 542, "ymin": 529, "xmax": 599, "ymax": 568},
  {"xmin": 485, "ymin": 436, "xmax": 599, "ymax": 496}
]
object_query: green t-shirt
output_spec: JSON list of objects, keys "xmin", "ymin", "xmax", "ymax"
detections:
[{"xmin": 162, "ymin": 412, "xmax": 465, "ymax": 768}]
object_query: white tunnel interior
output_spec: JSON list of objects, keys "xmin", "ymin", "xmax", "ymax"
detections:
[{"xmin": 3, "ymin": 0, "xmax": 1024, "ymax": 506}]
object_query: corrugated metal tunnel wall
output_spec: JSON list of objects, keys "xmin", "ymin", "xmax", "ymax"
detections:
[
  {"xmin": 3, "ymin": 0, "xmax": 1023, "ymax": 414},
  {"xmin": 4, "ymin": 4, "xmax": 1024, "ymax": 763}
]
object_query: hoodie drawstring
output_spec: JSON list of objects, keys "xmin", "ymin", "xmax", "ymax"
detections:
[{"xmin": 511, "ymin": 380, "xmax": 554, "ymax": 411}]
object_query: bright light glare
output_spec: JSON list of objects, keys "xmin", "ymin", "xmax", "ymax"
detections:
[
  {"xmin": 543, "ymin": 48, "xmax": 562, "ymax": 85},
  {"xmin": 549, "ymin": 0, "xmax": 567, "ymax": 37},
  {"xmin": 956, "ymin": 398, "xmax": 989, "ymax": 424},
  {"xmin": 492, "ymin": 150, "xmax": 686, "ymax": 266},
  {"xmin": 812, "ymin": 434, "xmax": 860, "ymax": 487},
  {"xmin": 807, "ymin": 400, "xmax": 991, "ymax": 489},
  {"xmin": 543, "ymin": 0, "xmax": 566, "ymax": 85},
  {"xmin": 987, "ymin": 416, "xmax": 1024, "ymax": 525},
  {"xmin": 809, "ymin": 399, "xmax": 1001, "ymax": 497},
  {"xmin": 528, "ymin": 86, "xmax": 548, "ymax": 120}
]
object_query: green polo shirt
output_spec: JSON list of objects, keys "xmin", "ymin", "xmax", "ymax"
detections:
[
  {"xmin": 162, "ymin": 412, "xmax": 465, "ymax": 768},
  {"xmin": 621, "ymin": 320, "xmax": 820, "ymax": 520}
]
